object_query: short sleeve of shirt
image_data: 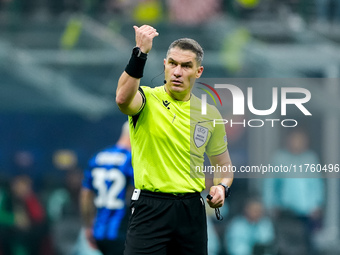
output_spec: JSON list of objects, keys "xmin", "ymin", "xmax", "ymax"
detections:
[
  {"xmin": 82, "ymin": 157, "xmax": 95, "ymax": 190},
  {"xmin": 132, "ymin": 86, "xmax": 148, "ymax": 116},
  {"xmin": 139, "ymin": 86, "xmax": 151, "ymax": 103},
  {"xmin": 205, "ymin": 107, "xmax": 228, "ymax": 157},
  {"xmin": 82, "ymin": 170, "xmax": 92, "ymax": 190}
]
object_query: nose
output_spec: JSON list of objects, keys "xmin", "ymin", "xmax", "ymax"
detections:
[{"xmin": 173, "ymin": 65, "xmax": 182, "ymax": 77}]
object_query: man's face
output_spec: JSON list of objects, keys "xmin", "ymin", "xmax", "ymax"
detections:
[
  {"xmin": 287, "ymin": 131, "xmax": 308, "ymax": 154},
  {"xmin": 164, "ymin": 47, "xmax": 203, "ymax": 100}
]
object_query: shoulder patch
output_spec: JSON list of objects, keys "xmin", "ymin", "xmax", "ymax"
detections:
[{"xmin": 194, "ymin": 125, "xmax": 209, "ymax": 148}]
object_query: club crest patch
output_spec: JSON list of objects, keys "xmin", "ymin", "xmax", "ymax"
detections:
[{"xmin": 194, "ymin": 125, "xmax": 208, "ymax": 148}]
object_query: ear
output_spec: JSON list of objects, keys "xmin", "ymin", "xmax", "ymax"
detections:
[
  {"xmin": 196, "ymin": 66, "xmax": 204, "ymax": 78},
  {"xmin": 163, "ymin": 59, "xmax": 166, "ymax": 68}
]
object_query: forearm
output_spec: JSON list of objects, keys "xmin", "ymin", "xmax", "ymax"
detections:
[
  {"xmin": 210, "ymin": 151, "xmax": 233, "ymax": 187},
  {"xmin": 213, "ymin": 164, "xmax": 233, "ymax": 188},
  {"xmin": 213, "ymin": 174, "xmax": 233, "ymax": 188},
  {"xmin": 80, "ymin": 189, "xmax": 96, "ymax": 228}
]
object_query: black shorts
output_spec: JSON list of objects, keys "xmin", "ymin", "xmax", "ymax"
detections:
[{"xmin": 124, "ymin": 190, "xmax": 208, "ymax": 255}]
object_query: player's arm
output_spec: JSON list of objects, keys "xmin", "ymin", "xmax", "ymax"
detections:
[
  {"xmin": 207, "ymin": 149, "xmax": 233, "ymax": 208},
  {"xmin": 80, "ymin": 188, "xmax": 97, "ymax": 249},
  {"xmin": 80, "ymin": 188, "xmax": 95, "ymax": 227},
  {"xmin": 116, "ymin": 25, "xmax": 159, "ymax": 116}
]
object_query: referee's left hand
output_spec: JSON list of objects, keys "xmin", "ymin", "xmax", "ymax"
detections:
[{"xmin": 207, "ymin": 185, "xmax": 225, "ymax": 208}]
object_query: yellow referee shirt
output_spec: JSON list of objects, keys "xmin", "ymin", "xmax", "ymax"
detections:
[{"xmin": 128, "ymin": 85, "xmax": 227, "ymax": 193}]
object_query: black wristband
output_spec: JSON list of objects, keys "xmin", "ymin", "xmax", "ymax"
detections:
[{"xmin": 125, "ymin": 49, "xmax": 147, "ymax": 79}]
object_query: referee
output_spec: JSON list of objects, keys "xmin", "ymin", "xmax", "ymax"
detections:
[{"xmin": 116, "ymin": 25, "xmax": 233, "ymax": 255}]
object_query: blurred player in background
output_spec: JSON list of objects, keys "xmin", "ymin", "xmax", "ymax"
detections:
[
  {"xmin": 225, "ymin": 198, "xmax": 275, "ymax": 255},
  {"xmin": 80, "ymin": 121, "xmax": 133, "ymax": 255},
  {"xmin": 263, "ymin": 128, "xmax": 324, "ymax": 255},
  {"xmin": 116, "ymin": 25, "xmax": 233, "ymax": 254}
]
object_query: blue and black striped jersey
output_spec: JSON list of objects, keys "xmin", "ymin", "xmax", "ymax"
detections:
[{"xmin": 82, "ymin": 145, "xmax": 133, "ymax": 240}]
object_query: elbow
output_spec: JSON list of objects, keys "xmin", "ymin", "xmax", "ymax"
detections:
[
  {"xmin": 116, "ymin": 94, "xmax": 133, "ymax": 113},
  {"xmin": 116, "ymin": 91, "xmax": 129, "ymax": 108},
  {"xmin": 115, "ymin": 94, "xmax": 125, "ymax": 107}
]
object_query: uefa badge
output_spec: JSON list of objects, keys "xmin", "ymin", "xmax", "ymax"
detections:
[{"xmin": 194, "ymin": 125, "xmax": 208, "ymax": 148}]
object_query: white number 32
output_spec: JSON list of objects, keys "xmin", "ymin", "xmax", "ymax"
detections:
[{"xmin": 92, "ymin": 167, "xmax": 126, "ymax": 210}]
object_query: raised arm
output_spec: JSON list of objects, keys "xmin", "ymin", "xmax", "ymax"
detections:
[
  {"xmin": 116, "ymin": 25, "xmax": 159, "ymax": 116},
  {"xmin": 207, "ymin": 150, "xmax": 233, "ymax": 208}
]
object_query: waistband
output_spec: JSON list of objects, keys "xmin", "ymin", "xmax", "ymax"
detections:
[{"xmin": 140, "ymin": 190, "xmax": 201, "ymax": 200}]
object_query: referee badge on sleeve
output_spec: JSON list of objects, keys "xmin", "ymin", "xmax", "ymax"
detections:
[{"xmin": 194, "ymin": 125, "xmax": 208, "ymax": 148}]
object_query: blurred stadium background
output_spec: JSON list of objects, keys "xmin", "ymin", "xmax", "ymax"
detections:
[{"xmin": 0, "ymin": 0, "xmax": 340, "ymax": 254}]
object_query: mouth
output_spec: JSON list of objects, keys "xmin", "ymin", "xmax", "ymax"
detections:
[{"xmin": 171, "ymin": 79, "xmax": 183, "ymax": 86}]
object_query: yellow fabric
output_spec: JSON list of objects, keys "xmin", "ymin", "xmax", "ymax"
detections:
[{"xmin": 129, "ymin": 86, "xmax": 227, "ymax": 193}]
